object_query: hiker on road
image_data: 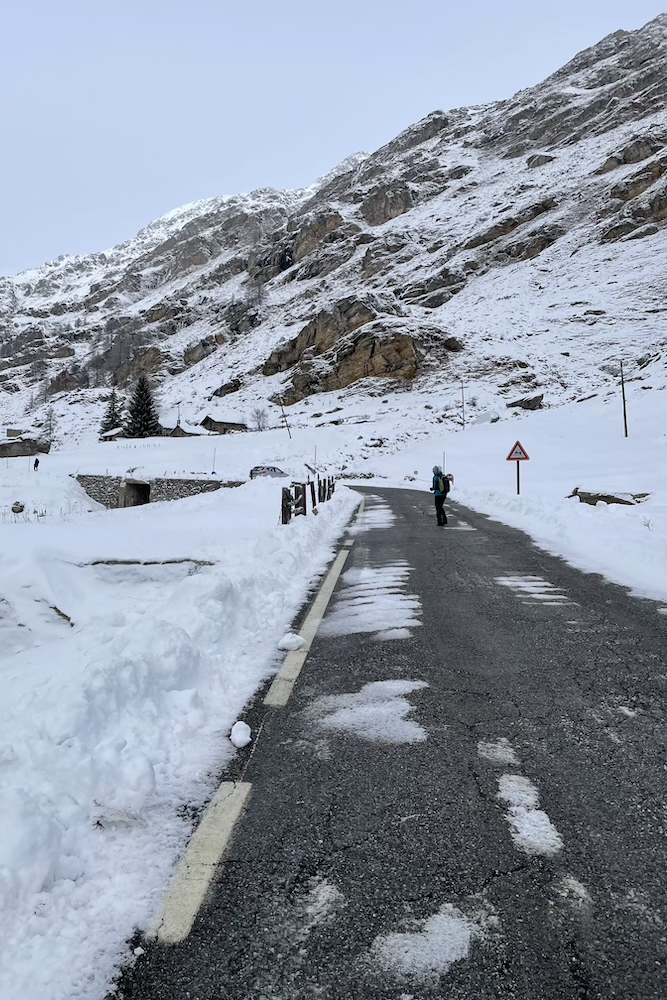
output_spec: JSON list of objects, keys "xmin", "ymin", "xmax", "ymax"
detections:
[
  {"xmin": 33, "ymin": 458, "xmax": 39, "ymax": 472},
  {"xmin": 430, "ymin": 465, "xmax": 450, "ymax": 526}
]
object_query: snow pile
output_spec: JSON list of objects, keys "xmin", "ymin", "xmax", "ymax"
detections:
[
  {"xmin": 0, "ymin": 470, "xmax": 359, "ymax": 1000},
  {"xmin": 229, "ymin": 722, "xmax": 252, "ymax": 748},
  {"xmin": 277, "ymin": 632, "xmax": 306, "ymax": 651}
]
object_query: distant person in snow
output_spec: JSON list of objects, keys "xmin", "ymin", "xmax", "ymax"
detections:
[
  {"xmin": 430, "ymin": 465, "xmax": 450, "ymax": 526},
  {"xmin": 33, "ymin": 458, "xmax": 39, "ymax": 472}
]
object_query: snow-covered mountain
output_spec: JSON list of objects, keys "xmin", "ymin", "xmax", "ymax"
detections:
[{"xmin": 1, "ymin": 15, "xmax": 665, "ymax": 444}]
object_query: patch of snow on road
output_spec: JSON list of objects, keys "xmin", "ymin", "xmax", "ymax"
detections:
[
  {"xmin": 308, "ymin": 680, "xmax": 428, "ymax": 743},
  {"xmin": 295, "ymin": 876, "xmax": 345, "ymax": 941},
  {"xmin": 319, "ymin": 563, "xmax": 421, "ymax": 637},
  {"xmin": 374, "ymin": 627, "xmax": 412, "ymax": 641},
  {"xmin": 555, "ymin": 875, "xmax": 592, "ymax": 911},
  {"xmin": 477, "ymin": 738, "xmax": 520, "ymax": 766},
  {"xmin": 495, "ymin": 575, "xmax": 572, "ymax": 605},
  {"xmin": 369, "ymin": 902, "xmax": 495, "ymax": 980},
  {"xmin": 348, "ymin": 496, "xmax": 395, "ymax": 534},
  {"xmin": 497, "ymin": 774, "xmax": 564, "ymax": 857}
]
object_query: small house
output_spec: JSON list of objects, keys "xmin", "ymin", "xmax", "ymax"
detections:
[
  {"xmin": 199, "ymin": 416, "xmax": 248, "ymax": 435},
  {"xmin": 99, "ymin": 427, "xmax": 125, "ymax": 442},
  {"xmin": 164, "ymin": 421, "xmax": 207, "ymax": 438}
]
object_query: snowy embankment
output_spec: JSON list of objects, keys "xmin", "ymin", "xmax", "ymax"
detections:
[
  {"xmin": 0, "ymin": 469, "xmax": 359, "ymax": 1000},
  {"xmin": 374, "ymin": 388, "xmax": 667, "ymax": 602}
]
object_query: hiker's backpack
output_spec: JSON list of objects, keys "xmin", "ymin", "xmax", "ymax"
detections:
[{"xmin": 437, "ymin": 474, "xmax": 449, "ymax": 494}]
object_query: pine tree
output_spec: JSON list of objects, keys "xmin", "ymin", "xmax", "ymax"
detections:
[
  {"xmin": 100, "ymin": 389, "xmax": 122, "ymax": 434},
  {"xmin": 123, "ymin": 376, "xmax": 162, "ymax": 438}
]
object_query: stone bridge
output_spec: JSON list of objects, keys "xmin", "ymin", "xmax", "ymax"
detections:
[{"xmin": 75, "ymin": 475, "xmax": 244, "ymax": 509}]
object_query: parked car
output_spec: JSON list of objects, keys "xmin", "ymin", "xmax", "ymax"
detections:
[{"xmin": 249, "ymin": 465, "xmax": 289, "ymax": 480}]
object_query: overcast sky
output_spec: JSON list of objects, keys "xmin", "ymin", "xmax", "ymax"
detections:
[{"xmin": 1, "ymin": 0, "xmax": 664, "ymax": 276}]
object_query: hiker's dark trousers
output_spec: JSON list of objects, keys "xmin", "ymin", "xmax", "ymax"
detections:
[{"xmin": 434, "ymin": 495, "xmax": 447, "ymax": 525}]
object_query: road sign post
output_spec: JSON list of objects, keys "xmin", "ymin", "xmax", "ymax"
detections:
[{"xmin": 506, "ymin": 441, "xmax": 530, "ymax": 495}]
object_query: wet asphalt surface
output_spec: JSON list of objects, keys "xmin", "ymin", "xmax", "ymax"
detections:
[{"xmin": 114, "ymin": 487, "xmax": 667, "ymax": 1000}]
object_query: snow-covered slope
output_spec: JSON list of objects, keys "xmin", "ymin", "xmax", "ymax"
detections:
[{"xmin": 1, "ymin": 15, "xmax": 665, "ymax": 449}]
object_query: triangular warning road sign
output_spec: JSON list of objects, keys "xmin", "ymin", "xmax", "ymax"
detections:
[{"xmin": 506, "ymin": 441, "xmax": 530, "ymax": 461}]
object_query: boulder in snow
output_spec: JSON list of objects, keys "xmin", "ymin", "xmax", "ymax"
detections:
[{"xmin": 506, "ymin": 393, "xmax": 544, "ymax": 410}]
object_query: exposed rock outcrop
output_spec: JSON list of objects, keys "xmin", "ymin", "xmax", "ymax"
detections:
[
  {"xmin": 116, "ymin": 347, "xmax": 163, "ymax": 385},
  {"xmin": 360, "ymin": 183, "xmax": 414, "ymax": 225},
  {"xmin": 263, "ymin": 297, "xmax": 378, "ymax": 375},
  {"xmin": 465, "ymin": 199, "xmax": 557, "ymax": 249},
  {"xmin": 46, "ymin": 370, "xmax": 80, "ymax": 396},
  {"xmin": 526, "ymin": 153, "xmax": 555, "ymax": 168},
  {"xmin": 506, "ymin": 393, "xmax": 544, "ymax": 410},
  {"xmin": 596, "ymin": 135, "xmax": 665, "ymax": 173},
  {"xmin": 213, "ymin": 377, "xmax": 242, "ymax": 397},
  {"xmin": 398, "ymin": 267, "xmax": 467, "ymax": 307},
  {"xmin": 610, "ymin": 156, "xmax": 667, "ymax": 201},
  {"xmin": 277, "ymin": 326, "xmax": 419, "ymax": 404},
  {"xmin": 183, "ymin": 335, "xmax": 223, "ymax": 367}
]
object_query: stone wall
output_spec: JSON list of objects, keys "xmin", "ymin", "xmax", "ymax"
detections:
[
  {"xmin": 76, "ymin": 475, "xmax": 122, "ymax": 507},
  {"xmin": 151, "ymin": 479, "xmax": 230, "ymax": 502},
  {"xmin": 75, "ymin": 475, "xmax": 242, "ymax": 509}
]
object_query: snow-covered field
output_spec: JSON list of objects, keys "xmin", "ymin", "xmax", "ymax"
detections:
[{"xmin": 0, "ymin": 379, "xmax": 665, "ymax": 1000}]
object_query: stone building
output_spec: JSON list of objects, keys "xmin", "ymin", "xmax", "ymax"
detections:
[
  {"xmin": 0, "ymin": 437, "xmax": 51, "ymax": 458},
  {"xmin": 199, "ymin": 416, "xmax": 248, "ymax": 434}
]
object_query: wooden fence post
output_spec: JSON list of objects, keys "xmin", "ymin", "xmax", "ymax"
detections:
[
  {"xmin": 281, "ymin": 487, "xmax": 292, "ymax": 524},
  {"xmin": 294, "ymin": 483, "xmax": 307, "ymax": 516},
  {"xmin": 310, "ymin": 480, "xmax": 317, "ymax": 510}
]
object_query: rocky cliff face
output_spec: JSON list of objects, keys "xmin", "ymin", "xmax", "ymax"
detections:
[{"xmin": 1, "ymin": 16, "xmax": 665, "ymax": 435}]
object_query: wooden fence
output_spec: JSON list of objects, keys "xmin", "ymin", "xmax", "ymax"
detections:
[{"xmin": 281, "ymin": 477, "xmax": 335, "ymax": 525}]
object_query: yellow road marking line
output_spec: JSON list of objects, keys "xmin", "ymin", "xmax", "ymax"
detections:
[
  {"xmin": 151, "ymin": 782, "xmax": 252, "ymax": 945},
  {"xmin": 263, "ymin": 498, "xmax": 364, "ymax": 708}
]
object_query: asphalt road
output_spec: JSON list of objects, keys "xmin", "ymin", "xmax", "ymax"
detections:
[{"xmin": 115, "ymin": 487, "xmax": 667, "ymax": 1000}]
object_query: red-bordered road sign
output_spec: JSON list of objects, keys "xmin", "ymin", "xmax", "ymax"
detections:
[{"xmin": 506, "ymin": 441, "xmax": 530, "ymax": 461}]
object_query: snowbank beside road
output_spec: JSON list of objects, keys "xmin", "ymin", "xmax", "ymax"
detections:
[{"xmin": 0, "ymin": 476, "xmax": 359, "ymax": 1000}]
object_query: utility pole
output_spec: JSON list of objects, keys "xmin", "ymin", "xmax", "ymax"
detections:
[
  {"xmin": 279, "ymin": 396, "xmax": 292, "ymax": 440},
  {"xmin": 620, "ymin": 360, "xmax": 628, "ymax": 438},
  {"xmin": 461, "ymin": 384, "xmax": 466, "ymax": 431}
]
